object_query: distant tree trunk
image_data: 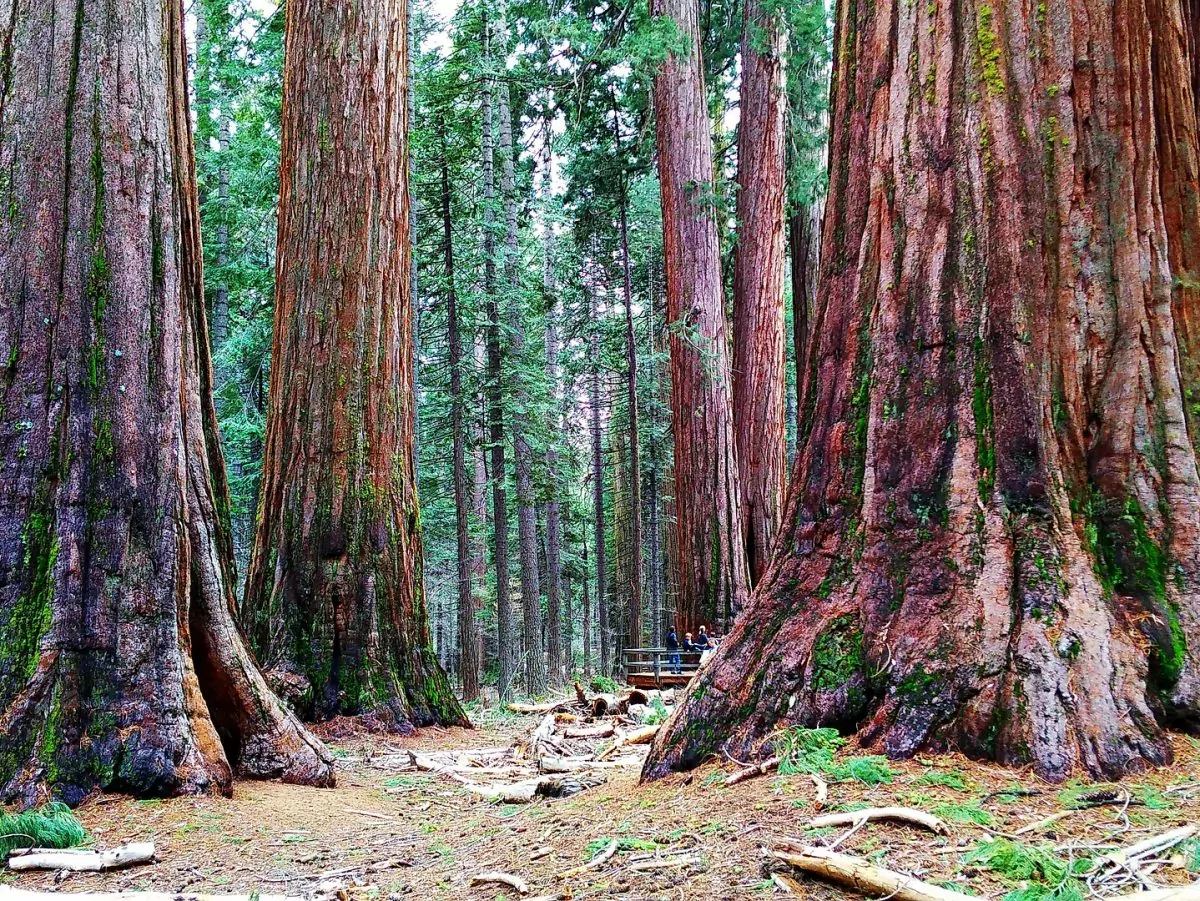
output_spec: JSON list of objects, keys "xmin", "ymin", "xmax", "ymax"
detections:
[
  {"xmin": 542, "ymin": 136, "xmax": 565, "ymax": 687},
  {"xmin": 651, "ymin": 0, "xmax": 748, "ymax": 634},
  {"xmin": 443, "ymin": 127, "xmax": 480, "ymax": 702},
  {"xmin": 213, "ymin": 116, "xmax": 230, "ymax": 350},
  {"xmin": 618, "ymin": 189, "xmax": 646, "ymax": 648},
  {"xmin": 588, "ymin": 269, "xmax": 610, "ymax": 676},
  {"xmin": 242, "ymin": 0, "xmax": 465, "ymax": 729},
  {"xmin": 498, "ymin": 76, "xmax": 547, "ymax": 697},
  {"xmin": 646, "ymin": 0, "xmax": 1200, "ymax": 782},
  {"xmin": 646, "ymin": 280, "xmax": 665, "ymax": 646},
  {"xmin": 732, "ymin": 0, "xmax": 787, "ymax": 587},
  {"xmin": 788, "ymin": 206, "xmax": 818, "ymax": 411},
  {"xmin": 582, "ymin": 542, "xmax": 593, "ymax": 679},
  {"xmin": 471, "ymin": 340, "xmax": 489, "ymax": 676},
  {"xmin": 480, "ymin": 19, "xmax": 515, "ymax": 700},
  {"xmin": 0, "ymin": 0, "xmax": 332, "ymax": 804}
]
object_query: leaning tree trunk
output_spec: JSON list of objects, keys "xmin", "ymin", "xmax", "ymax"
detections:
[
  {"xmin": 646, "ymin": 0, "xmax": 1200, "ymax": 782},
  {"xmin": 651, "ymin": 0, "xmax": 749, "ymax": 634},
  {"xmin": 732, "ymin": 0, "xmax": 788, "ymax": 587},
  {"xmin": 0, "ymin": 0, "xmax": 332, "ymax": 805},
  {"xmin": 241, "ymin": 0, "xmax": 465, "ymax": 730}
]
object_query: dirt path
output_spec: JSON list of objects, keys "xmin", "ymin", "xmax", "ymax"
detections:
[{"xmin": 5, "ymin": 714, "xmax": 1199, "ymax": 901}]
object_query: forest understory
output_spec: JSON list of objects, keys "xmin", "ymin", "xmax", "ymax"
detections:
[{"xmin": 4, "ymin": 709, "xmax": 1198, "ymax": 901}]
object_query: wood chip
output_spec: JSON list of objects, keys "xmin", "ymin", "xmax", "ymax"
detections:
[{"xmin": 470, "ymin": 871, "xmax": 530, "ymax": 894}]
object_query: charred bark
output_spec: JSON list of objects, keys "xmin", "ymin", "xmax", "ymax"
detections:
[
  {"xmin": 241, "ymin": 0, "xmax": 465, "ymax": 730},
  {"xmin": 0, "ymin": 0, "xmax": 332, "ymax": 803},
  {"xmin": 733, "ymin": 0, "xmax": 788, "ymax": 587},
  {"xmin": 646, "ymin": 0, "xmax": 1200, "ymax": 782},
  {"xmin": 651, "ymin": 0, "xmax": 749, "ymax": 634}
]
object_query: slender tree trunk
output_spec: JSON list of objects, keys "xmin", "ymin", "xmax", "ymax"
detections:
[
  {"xmin": 542, "ymin": 136, "xmax": 565, "ymax": 687},
  {"xmin": 443, "ymin": 125, "xmax": 479, "ymax": 702},
  {"xmin": 480, "ymin": 19, "xmax": 515, "ymax": 701},
  {"xmin": 647, "ymin": 0, "xmax": 1200, "ymax": 783},
  {"xmin": 471, "ymin": 340, "xmax": 489, "ymax": 678},
  {"xmin": 588, "ymin": 268, "xmax": 610, "ymax": 676},
  {"xmin": 582, "ymin": 542, "xmax": 593, "ymax": 679},
  {"xmin": 617, "ymin": 190, "xmax": 646, "ymax": 649},
  {"xmin": 241, "ymin": 0, "xmax": 465, "ymax": 729},
  {"xmin": 651, "ymin": 0, "xmax": 748, "ymax": 634},
  {"xmin": 0, "ymin": 0, "xmax": 332, "ymax": 804},
  {"xmin": 646, "ymin": 281, "xmax": 665, "ymax": 646},
  {"xmin": 497, "ymin": 76, "xmax": 547, "ymax": 696},
  {"xmin": 732, "ymin": 0, "xmax": 788, "ymax": 587}
]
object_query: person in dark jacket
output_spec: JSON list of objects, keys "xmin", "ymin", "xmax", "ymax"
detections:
[
  {"xmin": 694, "ymin": 626, "xmax": 711, "ymax": 650},
  {"xmin": 666, "ymin": 627, "xmax": 681, "ymax": 674}
]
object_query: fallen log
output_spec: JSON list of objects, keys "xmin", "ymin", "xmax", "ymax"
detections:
[
  {"xmin": 470, "ymin": 871, "xmax": 529, "ymax": 894},
  {"xmin": 773, "ymin": 845, "xmax": 1200, "ymax": 901},
  {"xmin": 771, "ymin": 845, "xmax": 978, "ymax": 901},
  {"xmin": 563, "ymin": 723, "xmax": 615, "ymax": 740},
  {"xmin": 463, "ymin": 773, "xmax": 606, "ymax": 803},
  {"xmin": 7, "ymin": 843, "xmax": 155, "ymax": 872},
  {"xmin": 508, "ymin": 698, "xmax": 573, "ymax": 715},
  {"xmin": 596, "ymin": 724, "xmax": 659, "ymax": 761},
  {"xmin": 808, "ymin": 807, "xmax": 948, "ymax": 835},
  {"xmin": 725, "ymin": 756, "xmax": 781, "ymax": 786}
]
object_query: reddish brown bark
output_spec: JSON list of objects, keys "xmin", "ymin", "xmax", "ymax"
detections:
[
  {"xmin": 733, "ymin": 0, "xmax": 789, "ymax": 587},
  {"xmin": 647, "ymin": 0, "xmax": 1200, "ymax": 782},
  {"xmin": 0, "ymin": 0, "xmax": 331, "ymax": 804},
  {"xmin": 652, "ymin": 0, "xmax": 749, "ymax": 635},
  {"xmin": 241, "ymin": 0, "xmax": 465, "ymax": 729}
]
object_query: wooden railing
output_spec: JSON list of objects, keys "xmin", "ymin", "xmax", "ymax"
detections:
[{"xmin": 622, "ymin": 647, "xmax": 702, "ymax": 688}]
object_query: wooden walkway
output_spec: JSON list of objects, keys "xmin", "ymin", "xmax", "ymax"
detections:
[{"xmin": 623, "ymin": 648, "xmax": 700, "ymax": 689}]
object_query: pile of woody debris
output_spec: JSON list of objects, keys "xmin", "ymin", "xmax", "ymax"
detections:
[{"xmin": 369, "ymin": 683, "xmax": 671, "ymax": 803}]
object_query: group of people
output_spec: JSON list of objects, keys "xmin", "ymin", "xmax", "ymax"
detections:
[{"xmin": 664, "ymin": 625, "xmax": 719, "ymax": 674}]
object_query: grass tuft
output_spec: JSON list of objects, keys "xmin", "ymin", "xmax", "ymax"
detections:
[
  {"xmin": 775, "ymin": 726, "xmax": 845, "ymax": 776},
  {"xmin": 0, "ymin": 802, "xmax": 88, "ymax": 857},
  {"xmin": 934, "ymin": 802, "xmax": 993, "ymax": 825},
  {"xmin": 916, "ymin": 768, "xmax": 974, "ymax": 792},
  {"xmin": 966, "ymin": 838, "xmax": 1093, "ymax": 901},
  {"xmin": 773, "ymin": 727, "xmax": 893, "ymax": 784}
]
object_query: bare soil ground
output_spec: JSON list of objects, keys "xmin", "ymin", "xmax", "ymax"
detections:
[{"xmin": 5, "ymin": 709, "xmax": 1198, "ymax": 901}]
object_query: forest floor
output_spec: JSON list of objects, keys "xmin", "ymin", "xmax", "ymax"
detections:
[{"xmin": 4, "ymin": 707, "xmax": 1199, "ymax": 901}]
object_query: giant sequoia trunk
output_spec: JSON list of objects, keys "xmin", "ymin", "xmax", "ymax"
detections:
[
  {"xmin": 646, "ymin": 0, "xmax": 1200, "ymax": 782},
  {"xmin": 0, "ymin": 0, "xmax": 332, "ymax": 804},
  {"xmin": 652, "ymin": 0, "xmax": 749, "ymax": 633},
  {"xmin": 241, "ymin": 0, "xmax": 465, "ymax": 730},
  {"xmin": 732, "ymin": 0, "xmax": 788, "ymax": 587}
]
